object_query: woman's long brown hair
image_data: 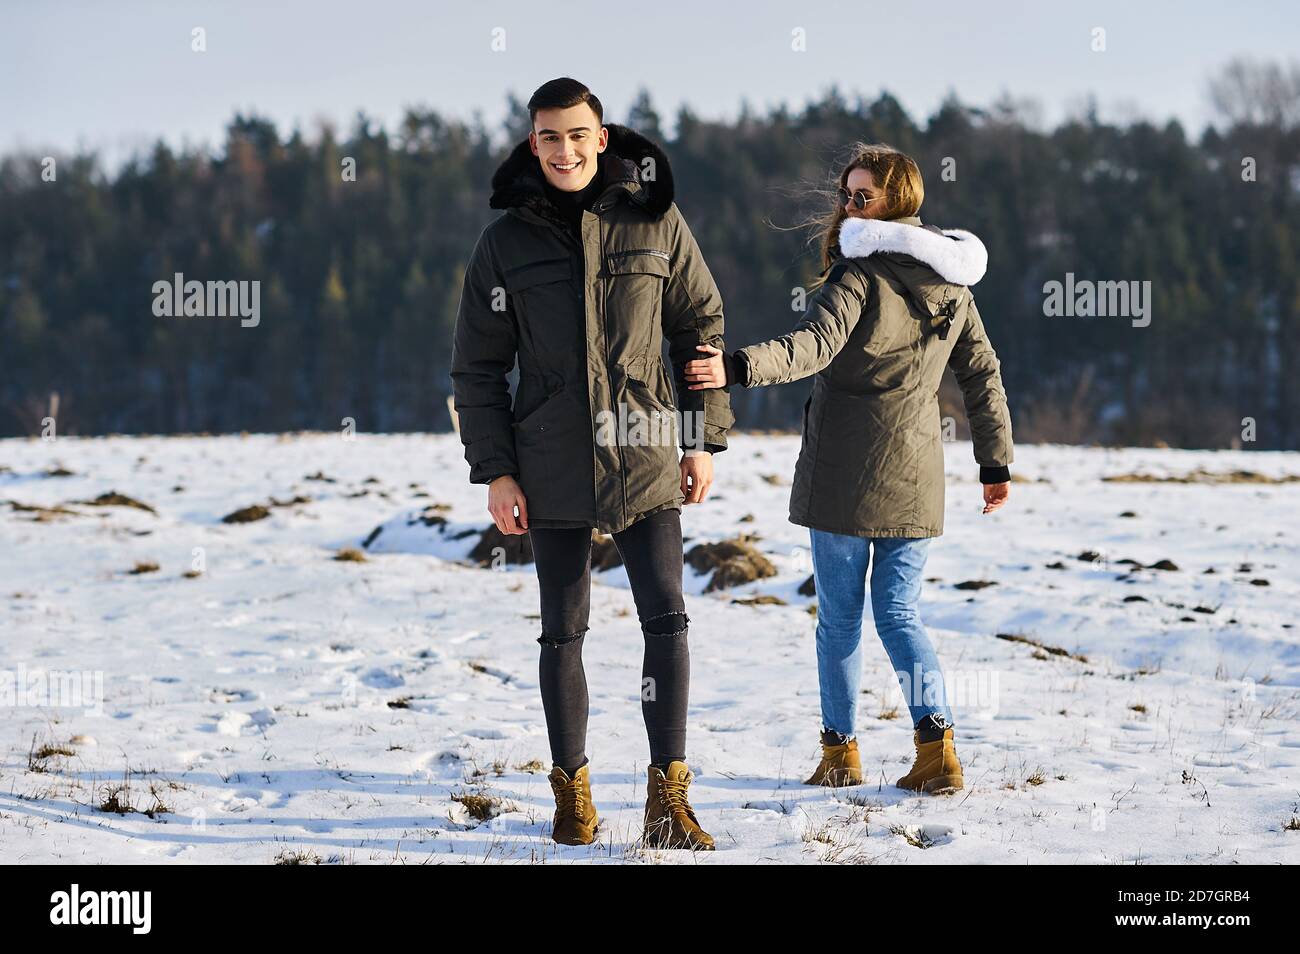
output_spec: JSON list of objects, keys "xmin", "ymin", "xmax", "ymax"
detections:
[{"xmin": 808, "ymin": 143, "xmax": 925, "ymax": 288}]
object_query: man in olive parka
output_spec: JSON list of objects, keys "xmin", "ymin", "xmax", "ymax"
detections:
[
  {"xmin": 452, "ymin": 99, "xmax": 733, "ymax": 535},
  {"xmin": 450, "ymin": 78, "xmax": 730, "ymax": 851}
]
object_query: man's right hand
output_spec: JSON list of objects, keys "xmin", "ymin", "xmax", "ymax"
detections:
[{"xmin": 487, "ymin": 475, "xmax": 529, "ymax": 535}]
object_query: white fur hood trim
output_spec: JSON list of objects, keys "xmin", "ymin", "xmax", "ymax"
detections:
[{"xmin": 838, "ymin": 217, "xmax": 988, "ymax": 286}]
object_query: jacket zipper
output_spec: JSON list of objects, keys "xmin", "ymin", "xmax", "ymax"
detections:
[
  {"xmin": 598, "ymin": 210, "xmax": 628, "ymax": 527},
  {"xmin": 607, "ymin": 248, "xmax": 671, "ymax": 263}
]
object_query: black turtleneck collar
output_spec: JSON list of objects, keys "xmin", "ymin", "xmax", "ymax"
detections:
[{"xmin": 540, "ymin": 155, "xmax": 606, "ymax": 233}]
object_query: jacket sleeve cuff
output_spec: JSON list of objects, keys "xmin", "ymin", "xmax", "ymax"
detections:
[
  {"xmin": 683, "ymin": 443, "xmax": 726, "ymax": 456},
  {"xmin": 724, "ymin": 350, "xmax": 751, "ymax": 388},
  {"xmin": 979, "ymin": 465, "xmax": 1011, "ymax": 484}
]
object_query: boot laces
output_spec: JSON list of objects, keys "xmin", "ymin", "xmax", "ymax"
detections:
[
  {"xmin": 554, "ymin": 775, "xmax": 585, "ymax": 816},
  {"xmin": 657, "ymin": 774, "xmax": 697, "ymax": 822}
]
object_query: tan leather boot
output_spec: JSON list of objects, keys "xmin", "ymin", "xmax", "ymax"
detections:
[
  {"xmin": 547, "ymin": 763, "xmax": 599, "ymax": 845},
  {"xmin": 643, "ymin": 761, "xmax": 715, "ymax": 850},
  {"xmin": 804, "ymin": 736, "xmax": 864, "ymax": 787},
  {"xmin": 896, "ymin": 727, "xmax": 963, "ymax": 794}
]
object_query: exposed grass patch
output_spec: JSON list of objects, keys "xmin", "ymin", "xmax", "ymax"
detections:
[
  {"xmin": 888, "ymin": 823, "xmax": 936, "ymax": 849},
  {"xmin": 451, "ymin": 790, "xmax": 513, "ymax": 823},
  {"xmin": 28, "ymin": 736, "xmax": 76, "ymax": 772},
  {"xmin": 273, "ymin": 849, "xmax": 323, "ymax": 865},
  {"xmin": 469, "ymin": 524, "xmax": 534, "ymax": 567},
  {"xmin": 222, "ymin": 504, "xmax": 270, "ymax": 524},
  {"xmin": 82, "ymin": 491, "xmax": 156, "ymax": 514},
  {"xmin": 407, "ymin": 502, "xmax": 452, "ymax": 528},
  {"xmin": 1103, "ymin": 469, "xmax": 1300, "ymax": 485},
  {"xmin": 98, "ymin": 785, "xmax": 136, "ymax": 815},
  {"xmin": 685, "ymin": 536, "xmax": 777, "ymax": 592},
  {"xmin": 6, "ymin": 500, "xmax": 82, "ymax": 522},
  {"xmin": 996, "ymin": 631, "xmax": 1089, "ymax": 663},
  {"xmin": 269, "ymin": 494, "xmax": 312, "ymax": 508}
]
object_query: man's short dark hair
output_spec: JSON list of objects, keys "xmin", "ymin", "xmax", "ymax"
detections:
[{"xmin": 527, "ymin": 77, "xmax": 604, "ymax": 126}]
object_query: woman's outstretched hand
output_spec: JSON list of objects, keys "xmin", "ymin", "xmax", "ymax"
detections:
[
  {"xmin": 982, "ymin": 481, "xmax": 1010, "ymax": 514},
  {"xmin": 685, "ymin": 343, "xmax": 727, "ymax": 389}
]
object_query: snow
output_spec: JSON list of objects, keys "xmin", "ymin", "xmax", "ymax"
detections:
[{"xmin": 1, "ymin": 432, "xmax": 1297, "ymax": 864}]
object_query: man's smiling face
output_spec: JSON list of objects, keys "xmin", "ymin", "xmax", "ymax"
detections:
[{"xmin": 530, "ymin": 103, "xmax": 607, "ymax": 192}]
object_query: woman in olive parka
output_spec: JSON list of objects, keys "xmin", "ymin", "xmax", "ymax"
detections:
[{"xmin": 687, "ymin": 144, "xmax": 1014, "ymax": 796}]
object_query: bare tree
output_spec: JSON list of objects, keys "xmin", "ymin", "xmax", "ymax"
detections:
[{"xmin": 1207, "ymin": 57, "xmax": 1300, "ymax": 128}]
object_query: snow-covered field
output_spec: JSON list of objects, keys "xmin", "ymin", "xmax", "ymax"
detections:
[{"xmin": 1, "ymin": 432, "xmax": 1297, "ymax": 864}]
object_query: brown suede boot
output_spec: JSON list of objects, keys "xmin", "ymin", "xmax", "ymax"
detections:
[
  {"xmin": 896, "ymin": 727, "xmax": 964, "ymax": 794},
  {"xmin": 547, "ymin": 763, "xmax": 599, "ymax": 845},
  {"xmin": 804, "ymin": 736, "xmax": 864, "ymax": 787},
  {"xmin": 643, "ymin": 761, "xmax": 715, "ymax": 851}
]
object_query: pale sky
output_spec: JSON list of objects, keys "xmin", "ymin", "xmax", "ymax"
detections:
[{"xmin": 3, "ymin": 0, "xmax": 1297, "ymax": 168}]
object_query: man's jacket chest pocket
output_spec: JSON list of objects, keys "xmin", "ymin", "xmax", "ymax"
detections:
[{"xmin": 604, "ymin": 249, "xmax": 671, "ymax": 339}]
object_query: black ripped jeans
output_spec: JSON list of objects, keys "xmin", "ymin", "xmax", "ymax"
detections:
[{"xmin": 529, "ymin": 507, "xmax": 689, "ymax": 771}]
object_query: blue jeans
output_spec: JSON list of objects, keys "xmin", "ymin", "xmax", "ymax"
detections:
[{"xmin": 809, "ymin": 530, "xmax": 954, "ymax": 736}]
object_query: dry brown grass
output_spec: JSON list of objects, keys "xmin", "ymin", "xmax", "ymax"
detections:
[
  {"xmin": 996, "ymin": 631, "xmax": 1089, "ymax": 663},
  {"xmin": 82, "ymin": 491, "xmax": 156, "ymax": 514},
  {"xmin": 222, "ymin": 504, "xmax": 270, "ymax": 524},
  {"xmin": 685, "ymin": 536, "xmax": 777, "ymax": 592},
  {"xmin": 1103, "ymin": 469, "xmax": 1300, "ymax": 485}
]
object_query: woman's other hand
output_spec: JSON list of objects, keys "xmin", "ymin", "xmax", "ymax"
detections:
[
  {"xmin": 685, "ymin": 344, "xmax": 727, "ymax": 389},
  {"xmin": 982, "ymin": 481, "xmax": 1010, "ymax": 514}
]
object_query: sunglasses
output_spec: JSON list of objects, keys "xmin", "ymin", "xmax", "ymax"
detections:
[{"xmin": 836, "ymin": 187, "xmax": 880, "ymax": 210}]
